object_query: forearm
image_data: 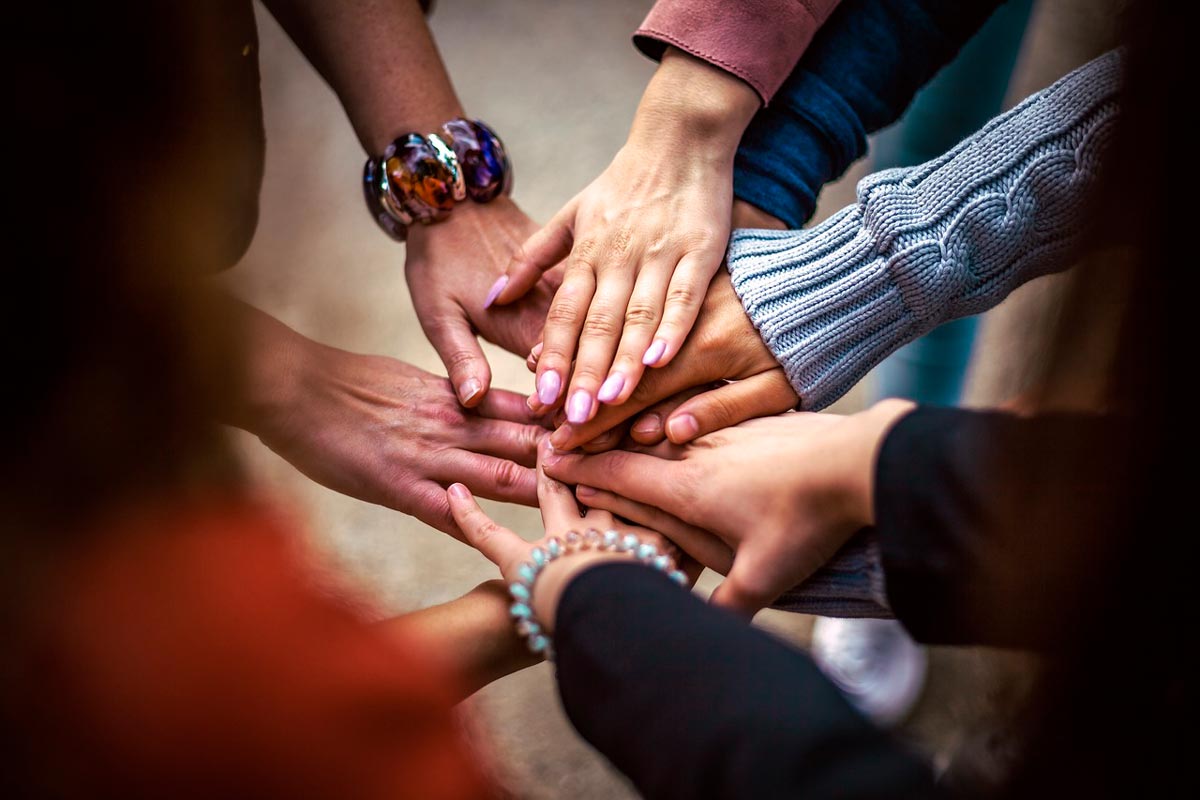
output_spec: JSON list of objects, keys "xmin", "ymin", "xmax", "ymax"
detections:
[
  {"xmin": 553, "ymin": 563, "xmax": 936, "ymax": 799},
  {"xmin": 729, "ymin": 50, "xmax": 1122, "ymax": 410},
  {"xmin": 734, "ymin": 0, "xmax": 1003, "ymax": 227},
  {"xmin": 262, "ymin": 0, "xmax": 461, "ymax": 152},
  {"xmin": 384, "ymin": 581, "xmax": 540, "ymax": 702}
]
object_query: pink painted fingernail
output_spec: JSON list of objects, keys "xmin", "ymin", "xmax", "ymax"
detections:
[
  {"xmin": 597, "ymin": 373, "xmax": 626, "ymax": 403},
  {"xmin": 642, "ymin": 339, "xmax": 668, "ymax": 366},
  {"xmin": 666, "ymin": 413, "xmax": 699, "ymax": 442},
  {"xmin": 537, "ymin": 370, "xmax": 561, "ymax": 405},
  {"xmin": 567, "ymin": 390, "xmax": 594, "ymax": 425},
  {"xmin": 483, "ymin": 275, "xmax": 509, "ymax": 309}
]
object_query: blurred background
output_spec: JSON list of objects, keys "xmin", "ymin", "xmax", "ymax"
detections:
[{"xmin": 227, "ymin": 1, "xmax": 1116, "ymax": 795}]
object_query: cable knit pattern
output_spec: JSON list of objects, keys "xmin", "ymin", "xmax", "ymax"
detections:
[{"xmin": 728, "ymin": 50, "xmax": 1122, "ymax": 410}]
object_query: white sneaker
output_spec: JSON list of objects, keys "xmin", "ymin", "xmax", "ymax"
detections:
[{"xmin": 810, "ymin": 617, "xmax": 927, "ymax": 726}]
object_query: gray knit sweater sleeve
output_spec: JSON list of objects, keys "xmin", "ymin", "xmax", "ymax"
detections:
[{"xmin": 727, "ymin": 50, "xmax": 1123, "ymax": 411}]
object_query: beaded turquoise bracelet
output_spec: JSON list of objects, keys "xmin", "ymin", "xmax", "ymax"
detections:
[{"xmin": 509, "ymin": 528, "xmax": 688, "ymax": 661}]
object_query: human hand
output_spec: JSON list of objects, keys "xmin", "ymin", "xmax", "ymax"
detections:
[
  {"xmin": 445, "ymin": 441, "xmax": 703, "ymax": 633},
  {"xmin": 489, "ymin": 49, "xmax": 760, "ymax": 425},
  {"xmin": 405, "ymin": 196, "xmax": 563, "ymax": 406},
  {"xmin": 232, "ymin": 304, "xmax": 546, "ymax": 537},
  {"xmin": 544, "ymin": 401, "xmax": 916, "ymax": 615},
  {"xmin": 535, "ymin": 270, "xmax": 799, "ymax": 450}
]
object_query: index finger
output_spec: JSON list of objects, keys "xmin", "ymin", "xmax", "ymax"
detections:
[{"xmin": 542, "ymin": 446, "xmax": 686, "ymax": 514}]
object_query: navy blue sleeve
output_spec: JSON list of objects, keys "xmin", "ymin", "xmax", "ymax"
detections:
[
  {"xmin": 554, "ymin": 563, "xmax": 938, "ymax": 799},
  {"xmin": 734, "ymin": 0, "xmax": 1003, "ymax": 227}
]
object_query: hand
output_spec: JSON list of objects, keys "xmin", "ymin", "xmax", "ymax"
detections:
[
  {"xmin": 543, "ymin": 401, "xmax": 916, "ymax": 615},
  {"xmin": 405, "ymin": 197, "xmax": 563, "ymax": 406},
  {"xmin": 446, "ymin": 441, "xmax": 702, "ymax": 632},
  {"xmin": 539, "ymin": 271, "xmax": 799, "ymax": 450},
  {"xmin": 490, "ymin": 49, "xmax": 760, "ymax": 424},
  {"xmin": 231, "ymin": 303, "xmax": 546, "ymax": 537}
]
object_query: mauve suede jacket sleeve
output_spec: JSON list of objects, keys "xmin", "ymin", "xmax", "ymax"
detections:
[{"xmin": 633, "ymin": 0, "xmax": 843, "ymax": 103}]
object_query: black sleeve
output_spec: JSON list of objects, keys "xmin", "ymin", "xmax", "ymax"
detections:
[
  {"xmin": 876, "ymin": 406, "xmax": 1132, "ymax": 649},
  {"xmin": 553, "ymin": 563, "xmax": 938, "ymax": 800}
]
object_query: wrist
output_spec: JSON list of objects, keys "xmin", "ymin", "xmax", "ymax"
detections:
[
  {"xmin": 731, "ymin": 199, "xmax": 787, "ymax": 230},
  {"xmin": 225, "ymin": 302, "xmax": 316, "ymax": 435},
  {"xmin": 531, "ymin": 551, "xmax": 633, "ymax": 633},
  {"xmin": 849, "ymin": 399, "xmax": 918, "ymax": 526},
  {"xmin": 628, "ymin": 48, "xmax": 760, "ymax": 157}
]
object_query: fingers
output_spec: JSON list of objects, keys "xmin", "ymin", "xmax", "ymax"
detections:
[
  {"xmin": 575, "ymin": 485, "xmax": 733, "ymax": 573},
  {"xmin": 663, "ymin": 370, "xmax": 798, "ymax": 444},
  {"xmin": 542, "ymin": 448, "xmax": 687, "ymax": 516},
  {"xmin": 447, "ymin": 483, "xmax": 527, "ymax": 569},
  {"xmin": 534, "ymin": 257, "xmax": 596, "ymax": 410},
  {"xmin": 466, "ymin": 418, "xmax": 544, "ymax": 467},
  {"xmin": 564, "ymin": 270, "xmax": 636, "ymax": 424},
  {"xmin": 644, "ymin": 251, "xmax": 722, "ymax": 369},
  {"xmin": 709, "ymin": 545, "xmax": 779, "ymax": 616},
  {"xmin": 416, "ymin": 306, "xmax": 492, "ymax": 408},
  {"xmin": 492, "ymin": 201, "xmax": 576, "ymax": 305},
  {"xmin": 434, "ymin": 451, "xmax": 538, "ymax": 507},
  {"xmin": 536, "ymin": 439, "xmax": 584, "ymax": 533},
  {"xmin": 475, "ymin": 387, "xmax": 540, "ymax": 424},
  {"xmin": 629, "ymin": 383, "xmax": 723, "ymax": 445},
  {"xmin": 600, "ymin": 263, "xmax": 674, "ymax": 406}
]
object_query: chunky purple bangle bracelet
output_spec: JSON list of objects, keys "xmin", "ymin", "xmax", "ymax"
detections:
[{"xmin": 363, "ymin": 118, "xmax": 512, "ymax": 241}]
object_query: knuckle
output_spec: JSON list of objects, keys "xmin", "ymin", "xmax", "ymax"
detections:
[
  {"xmin": 665, "ymin": 282, "xmax": 701, "ymax": 311},
  {"xmin": 491, "ymin": 459, "xmax": 526, "ymax": 491},
  {"xmin": 582, "ymin": 309, "xmax": 621, "ymax": 340},
  {"xmin": 624, "ymin": 302, "xmax": 659, "ymax": 329}
]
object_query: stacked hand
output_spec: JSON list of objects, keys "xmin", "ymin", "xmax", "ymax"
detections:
[{"xmin": 542, "ymin": 402, "xmax": 915, "ymax": 615}]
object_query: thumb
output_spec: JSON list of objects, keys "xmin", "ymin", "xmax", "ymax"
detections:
[
  {"xmin": 420, "ymin": 307, "xmax": 493, "ymax": 407},
  {"xmin": 709, "ymin": 545, "xmax": 779, "ymax": 617},
  {"xmin": 447, "ymin": 483, "xmax": 526, "ymax": 575},
  {"xmin": 664, "ymin": 370, "xmax": 798, "ymax": 444},
  {"xmin": 493, "ymin": 201, "xmax": 576, "ymax": 305}
]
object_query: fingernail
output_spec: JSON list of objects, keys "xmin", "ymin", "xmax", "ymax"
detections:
[
  {"xmin": 549, "ymin": 425, "xmax": 572, "ymax": 450},
  {"xmin": 530, "ymin": 341, "xmax": 544, "ymax": 360},
  {"xmin": 526, "ymin": 393, "xmax": 539, "ymax": 412},
  {"xmin": 632, "ymin": 413, "xmax": 662, "ymax": 436},
  {"xmin": 576, "ymin": 485, "xmax": 596, "ymax": 498},
  {"xmin": 567, "ymin": 390, "xmax": 594, "ymax": 425},
  {"xmin": 448, "ymin": 483, "xmax": 469, "ymax": 499},
  {"xmin": 483, "ymin": 275, "xmax": 509, "ymax": 309},
  {"xmin": 537, "ymin": 370, "xmax": 561, "ymax": 405},
  {"xmin": 642, "ymin": 339, "xmax": 668, "ymax": 366},
  {"xmin": 597, "ymin": 373, "xmax": 625, "ymax": 403},
  {"xmin": 458, "ymin": 378, "xmax": 482, "ymax": 404},
  {"xmin": 666, "ymin": 413, "xmax": 699, "ymax": 442}
]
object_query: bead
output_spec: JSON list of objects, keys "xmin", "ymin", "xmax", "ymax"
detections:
[
  {"xmin": 426, "ymin": 132, "xmax": 467, "ymax": 201},
  {"xmin": 565, "ymin": 531, "xmax": 582, "ymax": 551},
  {"xmin": 441, "ymin": 118, "xmax": 512, "ymax": 202},
  {"xmin": 584, "ymin": 528, "xmax": 603, "ymax": 547},
  {"xmin": 546, "ymin": 537, "xmax": 563, "ymax": 558},
  {"xmin": 517, "ymin": 563, "xmax": 537, "ymax": 585},
  {"xmin": 531, "ymin": 547, "xmax": 548, "ymax": 567},
  {"xmin": 362, "ymin": 158, "xmax": 408, "ymax": 240},
  {"xmin": 509, "ymin": 583, "xmax": 531, "ymax": 602},
  {"xmin": 620, "ymin": 534, "xmax": 640, "ymax": 553},
  {"xmin": 652, "ymin": 555, "xmax": 672, "ymax": 572},
  {"xmin": 601, "ymin": 530, "xmax": 619, "ymax": 550},
  {"xmin": 383, "ymin": 133, "xmax": 457, "ymax": 223},
  {"xmin": 668, "ymin": 570, "xmax": 688, "ymax": 586},
  {"xmin": 509, "ymin": 602, "xmax": 533, "ymax": 620},
  {"xmin": 515, "ymin": 619, "xmax": 541, "ymax": 638},
  {"xmin": 635, "ymin": 543, "xmax": 657, "ymax": 561},
  {"xmin": 527, "ymin": 634, "xmax": 550, "ymax": 654}
]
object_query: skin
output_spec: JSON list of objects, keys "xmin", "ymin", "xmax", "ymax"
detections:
[
  {"xmin": 492, "ymin": 48, "xmax": 762, "ymax": 424},
  {"xmin": 542, "ymin": 400, "xmax": 917, "ymax": 615},
  {"xmin": 533, "ymin": 271, "xmax": 799, "ymax": 451},
  {"xmin": 228, "ymin": 300, "xmax": 547, "ymax": 538},
  {"xmin": 446, "ymin": 440, "xmax": 699, "ymax": 632},
  {"xmin": 263, "ymin": 0, "xmax": 562, "ymax": 407}
]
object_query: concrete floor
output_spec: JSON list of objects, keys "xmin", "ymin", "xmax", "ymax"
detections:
[{"xmin": 227, "ymin": 1, "xmax": 1110, "ymax": 795}]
